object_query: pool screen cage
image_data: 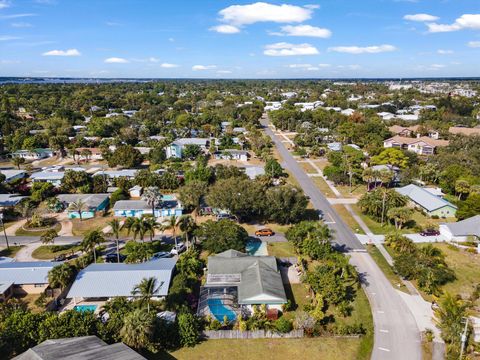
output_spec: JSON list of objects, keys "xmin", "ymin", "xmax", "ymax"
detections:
[{"xmin": 197, "ymin": 286, "xmax": 239, "ymax": 318}]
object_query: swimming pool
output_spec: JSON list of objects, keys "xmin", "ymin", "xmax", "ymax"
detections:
[
  {"xmin": 207, "ymin": 298, "xmax": 237, "ymax": 322},
  {"xmin": 73, "ymin": 305, "xmax": 97, "ymax": 313},
  {"xmin": 246, "ymin": 240, "xmax": 268, "ymax": 256}
]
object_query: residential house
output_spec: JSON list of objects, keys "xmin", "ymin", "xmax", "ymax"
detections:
[
  {"xmin": 242, "ymin": 166, "xmax": 265, "ymax": 180},
  {"xmin": 0, "ymin": 261, "xmax": 60, "ymax": 295},
  {"xmin": 13, "ymin": 336, "xmax": 146, "ymax": 360},
  {"xmin": 57, "ymin": 194, "xmax": 110, "ymax": 219},
  {"xmin": 0, "ymin": 169, "xmax": 27, "ymax": 183},
  {"xmin": 165, "ymin": 138, "xmax": 210, "ymax": 159},
  {"xmin": 395, "ymin": 184, "xmax": 457, "ymax": 218},
  {"xmin": 0, "ymin": 194, "xmax": 28, "ymax": 208},
  {"xmin": 66, "ymin": 259, "xmax": 177, "ymax": 304},
  {"xmin": 448, "ymin": 126, "xmax": 480, "ymax": 137},
  {"xmin": 30, "ymin": 171, "xmax": 65, "ymax": 187},
  {"xmin": 439, "ymin": 215, "xmax": 480, "ymax": 243},
  {"xmin": 371, "ymin": 164, "xmax": 401, "ymax": 185},
  {"xmin": 383, "ymin": 135, "xmax": 449, "ymax": 155},
  {"xmin": 11, "ymin": 149, "xmax": 54, "ymax": 160},
  {"xmin": 113, "ymin": 194, "xmax": 183, "ymax": 218},
  {"xmin": 327, "ymin": 142, "xmax": 343, "ymax": 152},
  {"xmin": 388, "ymin": 125, "xmax": 420, "ymax": 137},
  {"xmin": 94, "ymin": 169, "xmax": 138, "ymax": 184},
  {"xmin": 75, "ymin": 147, "xmax": 103, "ymax": 161},
  {"xmin": 197, "ymin": 250, "xmax": 287, "ymax": 321},
  {"xmin": 214, "ymin": 150, "xmax": 249, "ymax": 161},
  {"xmin": 0, "ymin": 282, "xmax": 13, "ymax": 302},
  {"xmin": 129, "ymin": 185, "xmax": 142, "ymax": 198}
]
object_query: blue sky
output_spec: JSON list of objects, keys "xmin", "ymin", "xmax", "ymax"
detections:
[{"xmin": 1, "ymin": 0, "xmax": 479, "ymax": 78}]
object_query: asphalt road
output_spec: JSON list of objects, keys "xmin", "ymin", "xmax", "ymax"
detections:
[{"xmin": 262, "ymin": 119, "xmax": 422, "ymax": 360}]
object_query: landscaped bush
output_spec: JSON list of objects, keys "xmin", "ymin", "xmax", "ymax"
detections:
[{"xmin": 274, "ymin": 317, "xmax": 293, "ymax": 333}]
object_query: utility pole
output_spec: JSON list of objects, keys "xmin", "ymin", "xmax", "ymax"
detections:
[
  {"xmin": 459, "ymin": 317, "xmax": 469, "ymax": 360},
  {"xmin": 0, "ymin": 212, "xmax": 10, "ymax": 250}
]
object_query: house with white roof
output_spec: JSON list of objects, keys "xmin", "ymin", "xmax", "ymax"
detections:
[
  {"xmin": 214, "ymin": 150, "xmax": 249, "ymax": 162},
  {"xmin": 112, "ymin": 194, "xmax": 183, "ymax": 218},
  {"xmin": 11, "ymin": 148, "xmax": 54, "ymax": 161},
  {"xmin": 94, "ymin": 169, "xmax": 138, "ymax": 184},
  {"xmin": 0, "ymin": 169, "xmax": 27, "ymax": 183},
  {"xmin": 165, "ymin": 138, "xmax": 210, "ymax": 159},
  {"xmin": 0, "ymin": 261, "xmax": 61, "ymax": 296},
  {"xmin": 439, "ymin": 215, "xmax": 480, "ymax": 243},
  {"xmin": 0, "ymin": 194, "xmax": 28, "ymax": 208},
  {"xmin": 242, "ymin": 166, "xmax": 265, "ymax": 180},
  {"xmin": 395, "ymin": 184, "xmax": 457, "ymax": 218},
  {"xmin": 197, "ymin": 250, "xmax": 287, "ymax": 321},
  {"xmin": 66, "ymin": 259, "xmax": 177, "ymax": 304}
]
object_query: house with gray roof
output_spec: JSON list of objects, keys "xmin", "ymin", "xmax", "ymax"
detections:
[
  {"xmin": 395, "ymin": 184, "xmax": 457, "ymax": 218},
  {"xmin": 439, "ymin": 215, "xmax": 480, "ymax": 242},
  {"xmin": 0, "ymin": 261, "xmax": 61, "ymax": 295},
  {"xmin": 0, "ymin": 169, "xmax": 27, "ymax": 183},
  {"xmin": 197, "ymin": 250, "xmax": 287, "ymax": 321},
  {"xmin": 66, "ymin": 259, "xmax": 176, "ymax": 303},
  {"xmin": 14, "ymin": 336, "xmax": 145, "ymax": 360},
  {"xmin": 113, "ymin": 194, "xmax": 183, "ymax": 218},
  {"xmin": 57, "ymin": 194, "xmax": 110, "ymax": 219},
  {"xmin": 166, "ymin": 138, "xmax": 210, "ymax": 159},
  {"xmin": 94, "ymin": 169, "xmax": 138, "ymax": 183},
  {"xmin": 0, "ymin": 194, "xmax": 28, "ymax": 208}
]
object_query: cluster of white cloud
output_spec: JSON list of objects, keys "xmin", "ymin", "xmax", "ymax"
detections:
[
  {"xmin": 264, "ymin": 42, "xmax": 319, "ymax": 56},
  {"xmin": 287, "ymin": 63, "xmax": 331, "ymax": 71},
  {"xmin": 437, "ymin": 49, "xmax": 453, "ymax": 55},
  {"xmin": 104, "ymin": 57, "xmax": 129, "ymax": 63},
  {"xmin": 329, "ymin": 44, "xmax": 396, "ymax": 54},
  {"xmin": 468, "ymin": 41, "xmax": 480, "ymax": 48},
  {"xmin": 210, "ymin": 2, "xmax": 332, "ymax": 41},
  {"xmin": 42, "ymin": 48, "xmax": 80, "ymax": 56},
  {"xmin": 405, "ymin": 12, "xmax": 480, "ymax": 34},
  {"xmin": 403, "ymin": 14, "xmax": 439, "ymax": 22},
  {"xmin": 192, "ymin": 64, "xmax": 217, "ymax": 71}
]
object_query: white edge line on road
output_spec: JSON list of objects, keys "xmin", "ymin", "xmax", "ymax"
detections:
[
  {"xmin": 378, "ymin": 347, "xmax": 390, "ymax": 352},
  {"xmin": 377, "ymin": 310, "xmax": 385, "ymax": 314},
  {"xmin": 379, "ymin": 329, "xmax": 389, "ymax": 333}
]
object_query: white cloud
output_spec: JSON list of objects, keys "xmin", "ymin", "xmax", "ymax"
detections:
[
  {"xmin": 274, "ymin": 24, "xmax": 331, "ymax": 38},
  {"xmin": 318, "ymin": 63, "xmax": 331, "ymax": 67},
  {"xmin": 437, "ymin": 49, "xmax": 453, "ymax": 55},
  {"xmin": 168, "ymin": 37, "xmax": 175, "ymax": 42},
  {"xmin": 0, "ymin": 0, "xmax": 10, "ymax": 9},
  {"xmin": 427, "ymin": 14, "xmax": 480, "ymax": 33},
  {"xmin": 218, "ymin": 2, "xmax": 313, "ymax": 26},
  {"xmin": 403, "ymin": 14, "xmax": 439, "ymax": 22},
  {"xmin": 0, "ymin": 13, "xmax": 36, "ymax": 19},
  {"xmin": 192, "ymin": 64, "xmax": 216, "ymax": 71},
  {"xmin": 328, "ymin": 44, "xmax": 396, "ymax": 54},
  {"xmin": 11, "ymin": 22, "xmax": 32, "ymax": 27},
  {"xmin": 210, "ymin": 24, "xmax": 240, "ymax": 34},
  {"xmin": 468, "ymin": 41, "xmax": 480, "ymax": 48},
  {"xmin": 217, "ymin": 70, "xmax": 232, "ymax": 74},
  {"xmin": 42, "ymin": 48, "xmax": 80, "ymax": 56},
  {"xmin": 264, "ymin": 42, "xmax": 319, "ymax": 56},
  {"xmin": 431, "ymin": 64, "xmax": 445, "ymax": 69},
  {"xmin": 160, "ymin": 63, "xmax": 179, "ymax": 68},
  {"xmin": 104, "ymin": 57, "xmax": 129, "ymax": 63},
  {"xmin": 0, "ymin": 35, "xmax": 21, "ymax": 41},
  {"xmin": 304, "ymin": 4, "xmax": 320, "ymax": 10},
  {"xmin": 287, "ymin": 64, "xmax": 312, "ymax": 68}
]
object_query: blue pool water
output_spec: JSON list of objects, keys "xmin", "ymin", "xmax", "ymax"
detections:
[
  {"xmin": 73, "ymin": 305, "xmax": 97, "ymax": 313},
  {"xmin": 208, "ymin": 298, "xmax": 236, "ymax": 322},
  {"xmin": 246, "ymin": 240, "xmax": 268, "ymax": 256}
]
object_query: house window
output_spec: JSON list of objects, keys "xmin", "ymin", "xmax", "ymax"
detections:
[{"xmin": 34, "ymin": 284, "xmax": 44, "ymax": 287}]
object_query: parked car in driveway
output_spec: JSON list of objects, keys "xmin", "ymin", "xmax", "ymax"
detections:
[
  {"xmin": 151, "ymin": 251, "xmax": 173, "ymax": 260},
  {"xmin": 420, "ymin": 229, "xmax": 440, "ymax": 236},
  {"xmin": 255, "ymin": 228, "xmax": 275, "ymax": 237},
  {"xmin": 170, "ymin": 242, "xmax": 186, "ymax": 255}
]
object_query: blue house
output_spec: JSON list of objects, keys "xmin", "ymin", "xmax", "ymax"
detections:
[
  {"xmin": 113, "ymin": 195, "xmax": 183, "ymax": 218},
  {"xmin": 57, "ymin": 194, "xmax": 110, "ymax": 219}
]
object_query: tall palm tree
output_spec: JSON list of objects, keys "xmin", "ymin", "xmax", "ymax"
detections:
[
  {"xmin": 131, "ymin": 277, "xmax": 164, "ymax": 313},
  {"xmin": 143, "ymin": 216, "xmax": 160, "ymax": 242},
  {"xmin": 81, "ymin": 229, "xmax": 105, "ymax": 263},
  {"xmin": 122, "ymin": 217, "xmax": 146, "ymax": 242},
  {"xmin": 178, "ymin": 215, "xmax": 196, "ymax": 250},
  {"xmin": 164, "ymin": 214, "xmax": 180, "ymax": 250},
  {"xmin": 120, "ymin": 309, "xmax": 154, "ymax": 350},
  {"xmin": 108, "ymin": 218, "xmax": 122, "ymax": 263},
  {"xmin": 48, "ymin": 263, "xmax": 75, "ymax": 290},
  {"xmin": 40, "ymin": 229, "xmax": 58, "ymax": 245},
  {"xmin": 142, "ymin": 186, "xmax": 162, "ymax": 217},
  {"xmin": 70, "ymin": 199, "xmax": 87, "ymax": 222}
]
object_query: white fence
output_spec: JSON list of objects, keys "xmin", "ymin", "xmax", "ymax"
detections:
[{"xmin": 202, "ymin": 329, "xmax": 304, "ymax": 339}]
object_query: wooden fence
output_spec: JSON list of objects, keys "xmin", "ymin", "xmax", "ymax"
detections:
[{"xmin": 202, "ymin": 329, "xmax": 304, "ymax": 339}]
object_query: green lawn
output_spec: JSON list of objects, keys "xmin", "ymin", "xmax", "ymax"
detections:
[
  {"xmin": 332, "ymin": 205, "xmax": 365, "ymax": 235},
  {"xmin": 0, "ymin": 245, "xmax": 24, "ymax": 258},
  {"xmin": 298, "ymin": 161, "xmax": 317, "ymax": 174},
  {"xmin": 312, "ymin": 177, "xmax": 336, "ymax": 198},
  {"xmin": 366, "ymin": 244, "xmax": 408, "ymax": 293},
  {"xmin": 15, "ymin": 223, "xmax": 62, "ymax": 237},
  {"xmin": 335, "ymin": 184, "xmax": 367, "ymax": 199},
  {"xmin": 32, "ymin": 244, "xmax": 82, "ymax": 260},
  {"xmin": 267, "ymin": 242, "xmax": 296, "ymax": 257}
]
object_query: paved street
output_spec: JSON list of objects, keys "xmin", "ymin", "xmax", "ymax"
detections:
[{"xmin": 262, "ymin": 119, "xmax": 422, "ymax": 360}]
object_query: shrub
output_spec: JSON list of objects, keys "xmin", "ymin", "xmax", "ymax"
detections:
[{"xmin": 275, "ymin": 317, "xmax": 293, "ymax": 333}]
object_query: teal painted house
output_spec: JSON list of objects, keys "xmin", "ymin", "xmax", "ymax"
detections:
[{"xmin": 57, "ymin": 194, "xmax": 110, "ymax": 219}]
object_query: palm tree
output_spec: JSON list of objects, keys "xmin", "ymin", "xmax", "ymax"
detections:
[
  {"xmin": 107, "ymin": 218, "xmax": 122, "ymax": 263},
  {"xmin": 362, "ymin": 167, "xmax": 375, "ymax": 191},
  {"xmin": 70, "ymin": 199, "xmax": 87, "ymax": 222},
  {"xmin": 16, "ymin": 199, "xmax": 34, "ymax": 221},
  {"xmin": 81, "ymin": 229, "xmax": 105, "ymax": 263},
  {"xmin": 142, "ymin": 186, "xmax": 162, "ymax": 216},
  {"xmin": 40, "ymin": 229, "xmax": 58, "ymax": 245},
  {"xmin": 178, "ymin": 215, "xmax": 196, "ymax": 250},
  {"xmin": 122, "ymin": 217, "xmax": 146, "ymax": 242},
  {"xmin": 143, "ymin": 216, "xmax": 160, "ymax": 242},
  {"xmin": 164, "ymin": 215, "xmax": 180, "ymax": 250},
  {"xmin": 12, "ymin": 157, "xmax": 25, "ymax": 170},
  {"xmin": 48, "ymin": 263, "xmax": 75, "ymax": 290},
  {"xmin": 131, "ymin": 277, "xmax": 164, "ymax": 313},
  {"xmin": 120, "ymin": 309, "xmax": 154, "ymax": 350}
]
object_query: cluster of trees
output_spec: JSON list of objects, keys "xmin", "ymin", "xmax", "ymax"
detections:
[
  {"xmin": 358, "ymin": 188, "xmax": 408, "ymax": 225},
  {"xmin": 385, "ymin": 233, "xmax": 455, "ymax": 295}
]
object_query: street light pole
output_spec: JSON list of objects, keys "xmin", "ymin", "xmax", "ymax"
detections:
[{"xmin": 0, "ymin": 213, "xmax": 10, "ymax": 250}]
